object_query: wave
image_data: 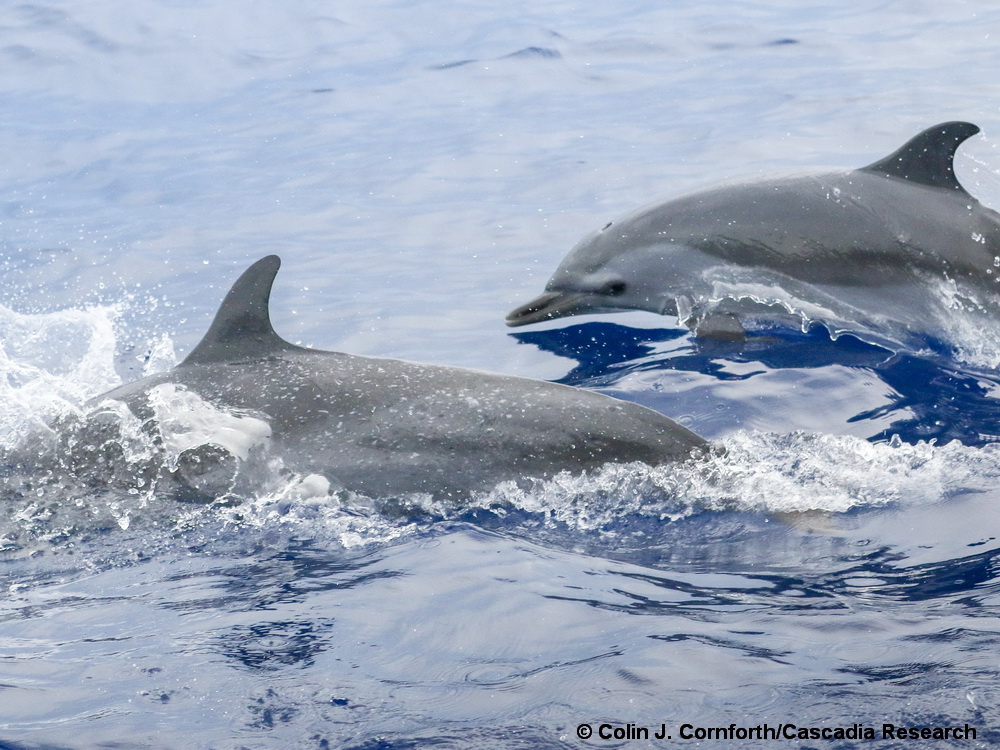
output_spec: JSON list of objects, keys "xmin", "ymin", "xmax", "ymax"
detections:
[
  {"xmin": 2, "ymin": 300, "xmax": 999, "ymax": 557},
  {"xmin": 3, "ymin": 423, "xmax": 996, "ymax": 556}
]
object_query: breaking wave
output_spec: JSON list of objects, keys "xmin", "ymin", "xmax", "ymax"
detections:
[{"xmin": 1, "ymin": 299, "xmax": 999, "ymax": 558}]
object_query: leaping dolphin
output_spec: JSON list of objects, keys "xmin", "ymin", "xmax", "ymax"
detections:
[
  {"xmin": 88, "ymin": 256, "xmax": 707, "ymax": 500},
  {"xmin": 506, "ymin": 122, "xmax": 1000, "ymax": 346}
]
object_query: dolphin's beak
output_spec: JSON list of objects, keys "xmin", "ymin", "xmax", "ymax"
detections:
[{"xmin": 505, "ymin": 291, "xmax": 590, "ymax": 327}]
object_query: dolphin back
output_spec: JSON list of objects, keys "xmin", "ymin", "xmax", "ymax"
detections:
[{"xmin": 91, "ymin": 256, "xmax": 709, "ymax": 501}]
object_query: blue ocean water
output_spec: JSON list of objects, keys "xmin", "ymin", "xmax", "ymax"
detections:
[{"xmin": 2, "ymin": 1, "xmax": 1000, "ymax": 747}]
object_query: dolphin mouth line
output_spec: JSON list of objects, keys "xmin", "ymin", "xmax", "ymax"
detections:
[{"xmin": 505, "ymin": 291, "xmax": 591, "ymax": 327}]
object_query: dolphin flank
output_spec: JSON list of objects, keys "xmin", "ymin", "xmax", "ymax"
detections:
[
  {"xmin": 94, "ymin": 256, "xmax": 707, "ymax": 500},
  {"xmin": 506, "ymin": 121, "xmax": 1000, "ymax": 343}
]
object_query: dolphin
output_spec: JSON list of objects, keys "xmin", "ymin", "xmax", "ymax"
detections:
[
  {"xmin": 84, "ymin": 256, "xmax": 706, "ymax": 501},
  {"xmin": 506, "ymin": 122, "xmax": 1000, "ymax": 346}
]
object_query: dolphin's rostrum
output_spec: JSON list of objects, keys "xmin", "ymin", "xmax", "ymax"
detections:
[
  {"xmin": 507, "ymin": 122, "xmax": 1000, "ymax": 344},
  {"xmin": 94, "ymin": 256, "xmax": 707, "ymax": 500}
]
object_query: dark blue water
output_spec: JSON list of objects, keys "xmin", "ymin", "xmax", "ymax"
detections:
[
  {"xmin": 515, "ymin": 322, "xmax": 1000, "ymax": 445},
  {"xmin": 2, "ymin": 1, "xmax": 1000, "ymax": 748}
]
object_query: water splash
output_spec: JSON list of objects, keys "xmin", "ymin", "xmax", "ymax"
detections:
[
  {"xmin": 1, "ymin": 299, "xmax": 999, "ymax": 556},
  {"xmin": 449, "ymin": 432, "xmax": 1000, "ymax": 534},
  {"xmin": 0, "ymin": 302, "xmax": 122, "ymax": 450},
  {"xmin": 681, "ymin": 267, "xmax": 1000, "ymax": 370}
]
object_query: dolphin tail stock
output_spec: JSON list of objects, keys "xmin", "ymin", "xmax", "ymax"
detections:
[{"xmin": 859, "ymin": 121, "xmax": 980, "ymax": 192}]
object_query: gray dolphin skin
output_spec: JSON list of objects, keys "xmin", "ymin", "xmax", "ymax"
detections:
[
  {"xmin": 506, "ymin": 122, "xmax": 1000, "ymax": 341},
  {"xmin": 95, "ymin": 256, "xmax": 706, "ymax": 500}
]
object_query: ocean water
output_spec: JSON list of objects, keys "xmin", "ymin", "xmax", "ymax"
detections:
[{"xmin": 2, "ymin": 1, "xmax": 1000, "ymax": 747}]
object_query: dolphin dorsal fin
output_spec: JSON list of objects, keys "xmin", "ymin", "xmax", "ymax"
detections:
[
  {"xmin": 859, "ymin": 121, "xmax": 980, "ymax": 192},
  {"xmin": 180, "ymin": 255, "xmax": 302, "ymax": 366}
]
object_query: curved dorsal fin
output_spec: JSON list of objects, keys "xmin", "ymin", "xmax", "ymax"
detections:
[
  {"xmin": 180, "ymin": 255, "xmax": 304, "ymax": 366},
  {"xmin": 859, "ymin": 121, "xmax": 980, "ymax": 192}
]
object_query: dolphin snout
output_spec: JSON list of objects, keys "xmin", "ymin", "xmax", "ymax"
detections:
[{"xmin": 505, "ymin": 291, "xmax": 589, "ymax": 327}]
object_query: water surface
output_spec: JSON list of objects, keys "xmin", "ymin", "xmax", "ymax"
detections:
[{"xmin": 2, "ymin": 1, "xmax": 1000, "ymax": 747}]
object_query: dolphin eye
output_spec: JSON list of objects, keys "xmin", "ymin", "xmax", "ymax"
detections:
[
  {"xmin": 601, "ymin": 280, "xmax": 627, "ymax": 296},
  {"xmin": 602, "ymin": 222, "xmax": 613, "ymax": 231}
]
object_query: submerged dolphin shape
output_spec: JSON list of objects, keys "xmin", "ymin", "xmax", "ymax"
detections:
[
  {"xmin": 92, "ymin": 256, "xmax": 706, "ymax": 500},
  {"xmin": 507, "ymin": 122, "xmax": 1000, "ymax": 345}
]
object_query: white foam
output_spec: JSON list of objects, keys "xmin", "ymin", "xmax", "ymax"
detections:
[
  {"xmin": 214, "ymin": 473, "xmax": 420, "ymax": 549},
  {"xmin": 144, "ymin": 383, "xmax": 272, "ymax": 461},
  {"xmin": 1, "ymin": 299, "xmax": 998, "ymax": 551},
  {"xmin": 925, "ymin": 276, "xmax": 1000, "ymax": 370},
  {"xmin": 686, "ymin": 431, "xmax": 1000, "ymax": 512},
  {"xmin": 461, "ymin": 432, "xmax": 1000, "ymax": 533},
  {"xmin": 0, "ymin": 302, "xmax": 122, "ymax": 450}
]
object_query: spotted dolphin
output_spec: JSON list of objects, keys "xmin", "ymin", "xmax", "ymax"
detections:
[
  {"xmin": 88, "ymin": 256, "xmax": 706, "ymax": 500},
  {"xmin": 506, "ymin": 122, "xmax": 1000, "ymax": 346}
]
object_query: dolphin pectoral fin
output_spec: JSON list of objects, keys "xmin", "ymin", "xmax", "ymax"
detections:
[
  {"xmin": 690, "ymin": 311, "xmax": 747, "ymax": 342},
  {"xmin": 772, "ymin": 510, "xmax": 843, "ymax": 536},
  {"xmin": 505, "ymin": 291, "xmax": 589, "ymax": 327},
  {"xmin": 859, "ymin": 121, "xmax": 980, "ymax": 192}
]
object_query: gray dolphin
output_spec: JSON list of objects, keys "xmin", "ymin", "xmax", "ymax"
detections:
[
  {"xmin": 88, "ymin": 256, "xmax": 706, "ymax": 501},
  {"xmin": 507, "ymin": 122, "xmax": 1000, "ymax": 345}
]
